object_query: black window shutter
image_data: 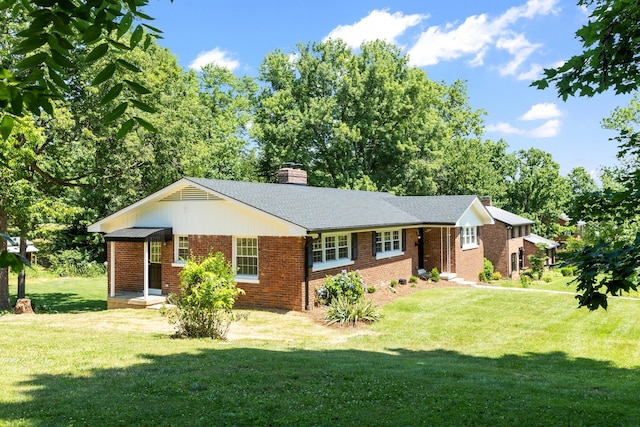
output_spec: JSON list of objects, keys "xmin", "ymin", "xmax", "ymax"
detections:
[
  {"xmin": 372, "ymin": 231, "xmax": 377, "ymax": 256},
  {"xmin": 306, "ymin": 240, "xmax": 314, "ymax": 265},
  {"xmin": 351, "ymin": 233, "xmax": 358, "ymax": 260},
  {"xmin": 402, "ymin": 229, "xmax": 407, "ymax": 251}
]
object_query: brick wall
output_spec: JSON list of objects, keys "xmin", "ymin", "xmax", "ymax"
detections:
[
  {"xmin": 237, "ymin": 236, "xmax": 306, "ymax": 311},
  {"xmin": 482, "ymin": 222, "xmax": 510, "ymax": 277},
  {"xmin": 308, "ymin": 229, "xmax": 420, "ymax": 306},
  {"xmin": 423, "ymin": 226, "xmax": 484, "ymax": 282},
  {"xmin": 112, "ymin": 241, "xmax": 144, "ymax": 293},
  {"xmin": 454, "ymin": 230, "xmax": 484, "ymax": 281}
]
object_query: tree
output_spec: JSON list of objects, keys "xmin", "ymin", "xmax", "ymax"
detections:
[
  {"xmin": 162, "ymin": 252, "xmax": 245, "ymax": 339},
  {"xmin": 531, "ymin": 0, "xmax": 640, "ymax": 99},
  {"xmin": 535, "ymin": 0, "xmax": 640, "ymax": 309},
  {"xmin": 253, "ymin": 39, "xmax": 484, "ymax": 195},
  {"xmin": 502, "ymin": 148, "xmax": 570, "ymax": 237},
  {"xmin": 0, "ymin": 0, "xmax": 162, "ymax": 140}
]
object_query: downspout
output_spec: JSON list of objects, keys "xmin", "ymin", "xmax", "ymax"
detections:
[{"xmin": 304, "ymin": 236, "xmax": 312, "ymax": 310}]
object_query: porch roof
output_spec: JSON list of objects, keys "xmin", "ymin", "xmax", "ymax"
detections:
[{"xmin": 104, "ymin": 227, "xmax": 173, "ymax": 242}]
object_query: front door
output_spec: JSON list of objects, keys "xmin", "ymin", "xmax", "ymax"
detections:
[{"xmin": 149, "ymin": 241, "xmax": 162, "ymax": 295}]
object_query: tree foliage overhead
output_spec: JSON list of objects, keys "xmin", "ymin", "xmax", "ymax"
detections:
[
  {"xmin": 532, "ymin": 0, "xmax": 640, "ymax": 99},
  {"xmin": 254, "ymin": 39, "xmax": 489, "ymax": 195},
  {"xmin": 534, "ymin": 0, "xmax": 640, "ymax": 309},
  {"xmin": 0, "ymin": 0, "xmax": 163, "ymax": 140}
]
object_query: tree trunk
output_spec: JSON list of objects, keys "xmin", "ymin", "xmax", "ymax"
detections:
[
  {"xmin": 0, "ymin": 207, "xmax": 10, "ymax": 311},
  {"xmin": 17, "ymin": 228, "xmax": 26, "ymax": 299}
]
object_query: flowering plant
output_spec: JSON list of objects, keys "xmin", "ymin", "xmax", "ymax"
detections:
[{"xmin": 317, "ymin": 270, "xmax": 366, "ymax": 305}]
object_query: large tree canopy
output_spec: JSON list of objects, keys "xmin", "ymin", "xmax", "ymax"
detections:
[{"xmin": 253, "ymin": 39, "xmax": 489, "ymax": 195}]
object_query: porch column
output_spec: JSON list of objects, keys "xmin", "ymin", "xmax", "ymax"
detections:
[
  {"xmin": 446, "ymin": 226, "xmax": 451, "ymax": 275},
  {"xmin": 143, "ymin": 241, "xmax": 149, "ymax": 298},
  {"xmin": 110, "ymin": 241, "xmax": 115, "ymax": 297}
]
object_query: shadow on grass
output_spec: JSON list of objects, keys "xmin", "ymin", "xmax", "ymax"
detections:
[
  {"xmin": 1, "ymin": 347, "xmax": 638, "ymax": 426},
  {"xmin": 11, "ymin": 292, "xmax": 106, "ymax": 313}
]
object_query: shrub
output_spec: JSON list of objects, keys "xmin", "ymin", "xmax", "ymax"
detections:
[
  {"xmin": 324, "ymin": 295, "xmax": 382, "ymax": 326},
  {"xmin": 318, "ymin": 271, "xmax": 365, "ymax": 304},
  {"xmin": 430, "ymin": 267, "xmax": 440, "ymax": 282},
  {"xmin": 49, "ymin": 249, "xmax": 106, "ymax": 277},
  {"xmin": 367, "ymin": 286, "xmax": 376, "ymax": 293},
  {"xmin": 409, "ymin": 275, "xmax": 418, "ymax": 283},
  {"xmin": 560, "ymin": 266, "xmax": 575, "ymax": 276},
  {"xmin": 162, "ymin": 252, "xmax": 245, "ymax": 339},
  {"xmin": 492, "ymin": 271, "xmax": 502, "ymax": 281},
  {"xmin": 543, "ymin": 275, "xmax": 553, "ymax": 283},
  {"xmin": 528, "ymin": 243, "xmax": 547, "ymax": 280},
  {"xmin": 389, "ymin": 280, "xmax": 398, "ymax": 288},
  {"xmin": 479, "ymin": 258, "xmax": 494, "ymax": 282}
]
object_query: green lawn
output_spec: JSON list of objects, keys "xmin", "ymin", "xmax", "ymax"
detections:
[{"xmin": 1, "ymin": 276, "xmax": 640, "ymax": 426}]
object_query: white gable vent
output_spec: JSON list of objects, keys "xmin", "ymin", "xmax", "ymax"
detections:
[{"xmin": 161, "ymin": 186, "xmax": 221, "ymax": 201}]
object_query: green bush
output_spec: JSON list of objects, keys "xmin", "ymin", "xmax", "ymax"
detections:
[
  {"xmin": 317, "ymin": 270, "xmax": 365, "ymax": 305},
  {"xmin": 430, "ymin": 267, "xmax": 440, "ymax": 282},
  {"xmin": 409, "ymin": 275, "xmax": 418, "ymax": 283},
  {"xmin": 49, "ymin": 249, "xmax": 106, "ymax": 277},
  {"xmin": 162, "ymin": 252, "xmax": 245, "ymax": 339},
  {"xmin": 492, "ymin": 271, "xmax": 502, "ymax": 281},
  {"xmin": 324, "ymin": 295, "xmax": 382, "ymax": 326},
  {"xmin": 520, "ymin": 271, "xmax": 533, "ymax": 287},
  {"xmin": 479, "ymin": 258, "xmax": 494, "ymax": 282},
  {"xmin": 367, "ymin": 285, "xmax": 376, "ymax": 293},
  {"xmin": 560, "ymin": 266, "xmax": 575, "ymax": 276},
  {"xmin": 389, "ymin": 280, "xmax": 398, "ymax": 288}
]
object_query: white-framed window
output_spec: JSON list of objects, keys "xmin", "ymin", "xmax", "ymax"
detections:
[
  {"xmin": 150, "ymin": 241, "xmax": 162, "ymax": 264},
  {"xmin": 374, "ymin": 229, "xmax": 403, "ymax": 259},
  {"xmin": 312, "ymin": 233, "xmax": 353, "ymax": 271},
  {"xmin": 462, "ymin": 226, "xmax": 478, "ymax": 249},
  {"xmin": 376, "ymin": 229, "xmax": 401, "ymax": 254},
  {"xmin": 235, "ymin": 237, "xmax": 258, "ymax": 280},
  {"xmin": 174, "ymin": 235, "xmax": 189, "ymax": 262}
]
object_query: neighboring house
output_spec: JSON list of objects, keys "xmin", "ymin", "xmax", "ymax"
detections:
[
  {"xmin": 7, "ymin": 237, "xmax": 39, "ymax": 263},
  {"xmin": 523, "ymin": 234, "xmax": 559, "ymax": 267},
  {"xmin": 88, "ymin": 167, "xmax": 494, "ymax": 311},
  {"xmin": 481, "ymin": 198, "xmax": 535, "ymax": 279}
]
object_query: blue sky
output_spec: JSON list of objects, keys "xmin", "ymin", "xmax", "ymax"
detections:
[{"xmin": 145, "ymin": 0, "xmax": 632, "ymax": 177}]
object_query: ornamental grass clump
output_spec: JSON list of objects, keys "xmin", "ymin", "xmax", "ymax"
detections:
[
  {"xmin": 318, "ymin": 271, "xmax": 381, "ymax": 326},
  {"xmin": 162, "ymin": 252, "xmax": 245, "ymax": 339}
]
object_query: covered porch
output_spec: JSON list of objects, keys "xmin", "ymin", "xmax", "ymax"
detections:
[{"xmin": 105, "ymin": 227, "xmax": 173, "ymax": 309}]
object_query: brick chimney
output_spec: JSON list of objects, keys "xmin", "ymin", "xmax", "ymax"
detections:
[
  {"xmin": 278, "ymin": 163, "xmax": 307, "ymax": 185},
  {"xmin": 481, "ymin": 196, "xmax": 492, "ymax": 206}
]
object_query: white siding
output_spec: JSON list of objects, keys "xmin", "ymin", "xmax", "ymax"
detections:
[{"xmin": 96, "ymin": 199, "xmax": 305, "ymax": 237}]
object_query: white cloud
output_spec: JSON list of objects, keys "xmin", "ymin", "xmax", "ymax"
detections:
[
  {"xmin": 407, "ymin": 0, "xmax": 559, "ymax": 74},
  {"xmin": 486, "ymin": 122, "xmax": 523, "ymax": 134},
  {"xmin": 520, "ymin": 103, "xmax": 563, "ymax": 120},
  {"xmin": 517, "ymin": 63, "xmax": 543, "ymax": 81},
  {"xmin": 189, "ymin": 48, "xmax": 240, "ymax": 71},
  {"xmin": 529, "ymin": 119, "xmax": 561, "ymax": 137},
  {"xmin": 496, "ymin": 33, "xmax": 541, "ymax": 76},
  {"xmin": 324, "ymin": 9, "xmax": 425, "ymax": 48}
]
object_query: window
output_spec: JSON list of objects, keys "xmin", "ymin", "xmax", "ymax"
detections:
[
  {"xmin": 375, "ymin": 229, "xmax": 402, "ymax": 257},
  {"xmin": 236, "ymin": 237, "xmax": 258, "ymax": 277},
  {"xmin": 176, "ymin": 236, "xmax": 189, "ymax": 261},
  {"xmin": 461, "ymin": 226, "xmax": 477, "ymax": 249},
  {"xmin": 313, "ymin": 234, "xmax": 350, "ymax": 264},
  {"xmin": 150, "ymin": 241, "xmax": 162, "ymax": 264}
]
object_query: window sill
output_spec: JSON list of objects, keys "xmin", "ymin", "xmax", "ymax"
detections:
[
  {"xmin": 462, "ymin": 244, "xmax": 479, "ymax": 251},
  {"xmin": 235, "ymin": 275, "xmax": 259, "ymax": 284},
  {"xmin": 376, "ymin": 250, "xmax": 404, "ymax": 260},
  {"xmin": 312, "ymin": 259, "xmax": 354, "ymax": 272},
  {"xmin": 171, "ymin": 262, "xmax": 186, "ymax": 268}
]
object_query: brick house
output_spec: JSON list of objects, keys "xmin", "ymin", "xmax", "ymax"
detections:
[
  {"xmin": 88, "ymin": 168, "xmax": 493, "ymax": 310},
  {"xmin": 481, "ymin": 197, "xmax": 558, "ymax": 279}
]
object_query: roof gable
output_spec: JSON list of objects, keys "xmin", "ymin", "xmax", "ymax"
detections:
[{"xmin": 486, "ymin": 206, "xmax": 535, "ymax": 226}]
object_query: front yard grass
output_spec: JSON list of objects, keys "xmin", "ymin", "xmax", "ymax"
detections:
[{"xmin": 1, "ymin": 276, "xmax": 639, "ymax": 426}]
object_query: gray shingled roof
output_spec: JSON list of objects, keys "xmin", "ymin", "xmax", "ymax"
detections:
[
  {"xmin": 387, "ymin": 195, "xmax": 481, "ymax": 225},
  {"xmin": 186, "ymin": 178, "xmax": 475, "ymax": 232},
  {"xmin": 524, "ymin": 233, "xmax": 559, "ymax": 249},
  {"xmin": 485, "ymin": 206, "xmax": 534, "ymax": 226}
]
